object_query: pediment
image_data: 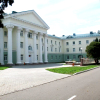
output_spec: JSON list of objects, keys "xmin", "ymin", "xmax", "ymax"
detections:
[{"xmin": 11, "ymin": 10, "xmax": 49, "ymax": 29}]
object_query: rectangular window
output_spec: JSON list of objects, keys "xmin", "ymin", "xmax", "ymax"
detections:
[
  {"xmin": 86, "ymin": 40, "xmax": 89, "ymax": 44},
  {"xmin": 4, "ymin": 42, "xmax": 7, "ymax": 48},
  {"xmin": 42, "ymin": 46, "xmax": 43, "ymax": 51},
  {"xmin": 28, "ymin": 32, "xmax": 32, "ymax": 38},
  {"xmin": 73, "ymin": 48, "xmax": 75, "ymax": 52},
  {"xmin": 20, "ymin": 30, "xmax": 23, "ymax": 36},
  {"xmin": 59, "ymin": 56, "xmax": 61, "ymax": 59},
  {"xmin": 73, "ymin": 41, "xmax": 75, "ymax": 45},
  {"xmin": 37, "ymin": 55, "xmax": 38, "ymax": 60},
  {"xmin": 4, "ymin": 31, "xmax": 7, "ymax": 36},
  {"xmin": 59, "ymin": 42, "xmax": 60, "ymax": 45},
  {"xmin": 79, "ymin": 41, "xmax": 81, "ymax": 44},
  {"xmin": 51, "ymin": 40, "xmax": 52, "ymax": 44},
  {"xmin": 55, "ymin": 56, "xmax": 57, "ymax": 59},
  {"xmin": 66, "ymin": 42, "xmax": 69, "ymax": 45},
  {"xmin": 55, "ymin": 41, "xmax": 56, "ymax": 45},
  {"xmin": 59, "ymin": 47, "xmax": 60, "ymax": 52},
  {"xmin": 21, "ymin": 55, "xmax": 23, "ymax": 60},
  {"xmin": 51, "ymin": 55, "xmax": 53, "ymax": 60},
  {"xmin": 51, "ymin": 47, "xmax": 53, "ymax": 52},
  {"xmin": 67, "ymin": 56, "xmax": 69, "ymax": 59},
  {"xmin": 79, "ymin": 47, "xmax": 81, "ymax": 51},
  {"xmin": 73, "ymin": 55, "xmax": 76, "ymax": 59},
  {"xmin": 47, "ymin": 39, "xmax": 48, "ymax": 44},
  {"xmin": 36, "ymin": 35, "xmax": 38, "ymax": 40},
  {"xmin": 20, "ymin": 42, "xmax": 23, "ymax": 48},
  {"xmin": 47, "ymin": 47, "xmax": 48, "ymax": 51},
  {"xmin": 55, "ymin": 48, "xmax": 57, "ymax": 52},
  {"xmin": 42, "ymin": 38, "xmax": 43, "ymax": 42},
  {"xmin": 4, "ymin": 54, "xmax": 7, "ymax": 61},
  {"xmin": 36, "ymin": 44, "xmax": 38, "ymax": 50},
  {"xmin": 66, "ymin": 48, "xmax": 69, "ymax": 52}
]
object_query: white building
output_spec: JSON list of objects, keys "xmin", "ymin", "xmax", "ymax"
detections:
[{"xmin": 0, "ymin": 10, "xmax": 100, "ymax": 65}]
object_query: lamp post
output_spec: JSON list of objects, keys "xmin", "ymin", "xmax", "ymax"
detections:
[{"xmin": 80, "ymin": 47, "xmax": 82, "ymax": 59}]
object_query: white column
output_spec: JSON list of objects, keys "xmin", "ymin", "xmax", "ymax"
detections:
[
  {"xmin": 6, "ymin": 25, "xmax": 14, "ymax": 64},
  {"xmin": 24, "ymin": 29, "xmax": 29, "ymax": 64},
  {"xmin": 16, "ymin": 27, "xmax": 22, "ymax": 64},
  {"xmin": 39, "ymin": 33, "xmax": 43, "ymax": 63},
  {"xmin": 33, "ymin": 31, "xmax": 37, "ymax": 63},
  {"xmin": 44, "ymin": 34, "xmax": 48, "ymax": 63},
  {"xmin": 0, "ymin": 28, "xmax": 4, "ymax": 65}
]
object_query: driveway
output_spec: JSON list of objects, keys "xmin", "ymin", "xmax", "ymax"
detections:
[{"xmin": 0, "ymin": 63, "xmax": 71, "ymax": 96}]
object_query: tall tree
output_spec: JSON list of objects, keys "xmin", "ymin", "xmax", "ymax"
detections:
[
  {"xmin": 0, "ymin": 0, "xmax": 14, "ymax": 28},
  {"xmin": 86, "ymin": 40, "xmax": 100, "ymax": 64}
]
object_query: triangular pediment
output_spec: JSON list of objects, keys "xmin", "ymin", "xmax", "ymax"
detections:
[{"xmin": 11, "ymin": 10, "xmax": 49, "ymax": 29}]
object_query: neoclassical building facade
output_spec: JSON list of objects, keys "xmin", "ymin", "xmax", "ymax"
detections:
[{"xmin": 0, "ymin": 10, "xmax": 100, "ymax": 65}]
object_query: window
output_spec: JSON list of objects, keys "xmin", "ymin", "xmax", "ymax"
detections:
[
  {"xmin": 36, "ymin": 35, "xmax": 38, "ymax": 40},
  {"xmin": 4, "ymin": 54, "xmax": 7, "ymax": 61},
  {"xmin": 20, "ymin": 30, "xmax": 23, "ymax": 36},
  {"xmin": 51, "ymin": 55, "xmax": 53, "ymax": 60},
  {"xmin": 59, "ymin": 56, "xmax": 61, "ymax": 59},
  {"xmin": 42, "ymin": 38, "xmax": 43, "ymax": 42},
  {"xmin": 86, "ymin": 40, "xmax": 89, "ymax": 44},
  {"xmin": 66, "ymin": 48, "xmax": 69, "ymax": 52},
  {"xmin": 55, "ymin": 56, "xmax": 57, "ymax": 59},
  {"xmin": 79, "ymin": 47, "xmax": 81, "ymax": 51},
  {"xmin": 21, "ymin": 55, "xmax": 23, "ymax": 60},
  {"xmin": 51, "ymin": 40, "xmax": 52, "ymax": 44},
  {"xmin": 28, "ymin": 32, "xmax": 32, "ymax": 38},
  {"xmin": 79, "ymin": 41, "xmax": 81, "ymax": 44},
  {"xmin": 47, "ymin": 39, "xmax": 48, "ymax": 44},
  {"xmin": 73, "ymin": 55, "xmax": 76, "ymax": 59},
  {"xmin": 73, "ymin": 41, "xmax": 75, "ymax": 45},
  {"xmin": 73, "ymin": 48, "xmax": 75, "ymax": 52},
  {"xmin": 59, "ymin": 47, "xmax": 60, "ymax": 52},
  {"xmin": 20, "ymin": 42, "xmax": 23, "ymax": 48},
  {"xmin": 4, "ymin": 42, "xmax": 7, "ymax": 48},
  {"xmin": 37, "ymin": 55, "xmax": 38, "ymax": 60},
  {"xmin": 59, "ymin": 42, "xmax": 60, "ymax": 45},
  {"xmin": 42, "ymin": 46, "xmax": 43, "ymax": 51},
  {"xmin": 51, "ymin": 47, "xmax": 53, "ymax": 52},
  {"xmin": 66, "ymin": 42, "xmax": 69, "ymax": 45},
  {"xmin": 55, "ymin": 41, "xmax": 56, "ymax": 45},
  {"xmin": 28, "ymin": 46, "xmax": 32, "ymax": 50},
  {"xmin": 4, "ymin": 31, "xmax": 7, "ymax": 36},
  {"xmin": 55, "ymin": 48, "xmax": 57, "ymax": 52},
  {"xmin": 36, "ymin": 44, "xmax": 38, "ymax": 50},
  {"xmin": 47, "ymin": 47, "xmax": 48, "ymax": 51},
  {"xmin": 67, "ymin": 56, "xmax": 69, "ymax": 59}
]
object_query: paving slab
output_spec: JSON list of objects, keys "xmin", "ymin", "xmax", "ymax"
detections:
[{"xmin": 0, "ymin": 64, "xmax": 71, "ymax": 96}]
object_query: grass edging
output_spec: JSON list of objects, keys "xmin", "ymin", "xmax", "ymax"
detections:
[{"xmin": 73, "ymin": 66, "xmax": 100, "ymax": 75}]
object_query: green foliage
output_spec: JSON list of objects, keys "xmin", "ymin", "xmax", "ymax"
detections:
[
  {"xmin": 0, "ymin": 0, "xmax": 14, "ymax": 28},
  {"xmin": 86, "ymin": 41, "xmax": 100, "ymax": 59},
  {"xmin": 46, "ymin": 65, "xmax": 99, "ymax": 75},
  {"xmin": 0, "ymin": 66, "xmax": 9, "ymax": 70},
  {"xmin": 95, "ymin": 37, "xmax": 99, "ymax": 42}
]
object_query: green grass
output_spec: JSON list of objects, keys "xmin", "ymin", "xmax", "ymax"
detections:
[
  {"xmin": 0, "ymin": 66, "xmax": 10, "ymax": 70},
  {"xmin": 46, "ymin": 65, "xmax": 99, "ymax": 75}
]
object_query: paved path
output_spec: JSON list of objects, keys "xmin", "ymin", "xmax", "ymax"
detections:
[
  {"xmin": 1, "ymin": 67, "xmax": 100, "ymax": 100},
  {"xmin": 0, "ymin": 63, "xmax": 71, "ymax": 96}
]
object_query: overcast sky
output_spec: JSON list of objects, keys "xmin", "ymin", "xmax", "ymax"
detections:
[{"xmin": 4, "ymin": 0, "xmax": 100, "ymax": 36}]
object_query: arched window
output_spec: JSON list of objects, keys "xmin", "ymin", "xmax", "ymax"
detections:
[{"xmin": 28, "ymin": 46, "xmax": 32, "ymax": 50}]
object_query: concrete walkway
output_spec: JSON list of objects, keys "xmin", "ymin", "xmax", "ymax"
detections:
[{"xmin": 0, "ymin": 63, "xmax": 71, "ymax": 96}]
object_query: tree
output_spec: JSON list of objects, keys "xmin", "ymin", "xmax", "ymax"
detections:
[
  {"xmin": 0, "ymin": 0, "xmax": 14, "ymax": 28},
  {"xmin": 86, "ymin": 40, "xmax": 100, "ymax": 64}
]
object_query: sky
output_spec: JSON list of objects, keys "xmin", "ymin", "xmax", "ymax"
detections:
[{"xmin": 4, "ymin": 0, "xmax": 100, "ymax": 36}]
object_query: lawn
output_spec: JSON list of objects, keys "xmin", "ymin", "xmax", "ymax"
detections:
[
  {"xmin": 0, "ymin": 66, "xmax": 10, "ymax": 70},
  {"xmin": 46, "ymin": 65, "xmax": 99, "ymax": 75}
]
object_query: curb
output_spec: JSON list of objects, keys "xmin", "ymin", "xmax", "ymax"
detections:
[{"xmin": 73, "ymin": 66, "xmax": 100, "ymax": 75}]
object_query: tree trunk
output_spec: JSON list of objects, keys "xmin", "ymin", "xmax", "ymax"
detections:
[{"xmin": 94, "ymin": 58, "xmax": 99, "ymax": 64}]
